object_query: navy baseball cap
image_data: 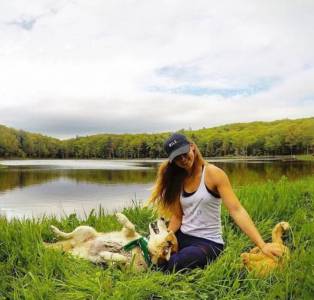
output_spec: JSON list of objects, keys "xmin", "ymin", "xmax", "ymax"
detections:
[{"xmin": 164, "ymin": 133, "xmax": 190, "ymax": 162}]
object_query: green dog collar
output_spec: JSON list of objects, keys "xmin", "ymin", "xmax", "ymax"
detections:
[{"xmin": 123, "ymin": 237, "xmax": 152, "ymax": 266}]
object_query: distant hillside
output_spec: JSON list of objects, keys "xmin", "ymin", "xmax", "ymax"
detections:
[{"xmin": 0, "ymin": 117, "xmax": 313, "ymax": 159}]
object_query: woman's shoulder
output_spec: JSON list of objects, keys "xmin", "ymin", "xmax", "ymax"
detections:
[
  {"xmin": 204, "ymin": 162, "xmax": 223, "ymax": 174},
  {"xmin": 204, "ymin": 163, "xmax": 228, "ymax": 185}
]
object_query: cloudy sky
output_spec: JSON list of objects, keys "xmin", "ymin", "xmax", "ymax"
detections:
[{"xmin": 0, "ymin": 0, "xmax": 313, "ymax": 139}]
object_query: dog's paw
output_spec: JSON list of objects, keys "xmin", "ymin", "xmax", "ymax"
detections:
[
  {"xmin": 116, "ymin": 213, "xmax": 135, "ymax": 231},
  {"xmin": 116, "ymin": 213, "xmax": 128, "ymax": 225}
]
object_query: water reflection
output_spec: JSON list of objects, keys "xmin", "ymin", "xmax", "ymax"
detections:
[
  {"xmin": 0, "ymin": 169, "xmax": 156, "ymax": 193},
  {"xmin": 0, "ymin": 177, "xmax": 152, "ymax": 219},
  {"xmin": 215, "ymin": 161, "xmax": 314, "ymax": 186},
  {"xmin": 0, "ymin": 159, "xmax": 313, "ymax": 219}
]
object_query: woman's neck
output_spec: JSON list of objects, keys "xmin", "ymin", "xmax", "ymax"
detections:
[{"xmin": 186, "ymin": 162, "xmax": 203, "ymax": 178}]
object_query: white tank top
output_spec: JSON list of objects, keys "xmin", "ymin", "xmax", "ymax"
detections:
[{"xmin": 180, "ymin": 166, "xmax": 224, "ymax": 244}]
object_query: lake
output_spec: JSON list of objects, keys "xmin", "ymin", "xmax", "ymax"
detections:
[{"xmin": 0, "ymin": 159, "xmax": 313, "ymax": 219}]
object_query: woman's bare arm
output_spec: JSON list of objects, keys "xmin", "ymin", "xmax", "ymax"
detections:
[
  {"xmin": 168, "ymin": 198, "xmax": 183, "ymax": 233},
  {"xmin": 208, "ymin": 166, "xmax": 282, "ymax": 259}
]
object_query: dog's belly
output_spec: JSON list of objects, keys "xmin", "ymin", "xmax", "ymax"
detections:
[
  {"xmin": 70, "ymin": 243, "xmax": 92, "ymax": 259},
  {"xmin": 95, "ymin": 232, "xmax": 136, "ymax": 245},
  {"xmin": 70, "ymin": 232, "xmax": 140, "ymax": 262}
]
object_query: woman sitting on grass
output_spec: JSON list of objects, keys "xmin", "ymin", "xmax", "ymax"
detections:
[{"xmin": 149, "ymin": 133, "xmax": 282, "ymax": 272}]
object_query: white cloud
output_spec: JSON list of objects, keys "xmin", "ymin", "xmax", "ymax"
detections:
[{"xmin": 0, "ymin": 0, "xmax": 313, "ymax": 138}]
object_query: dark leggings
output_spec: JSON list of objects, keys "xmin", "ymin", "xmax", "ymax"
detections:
[{"xmin": 158, "ymin": 229, "xmax": 224, "ymax": 272}]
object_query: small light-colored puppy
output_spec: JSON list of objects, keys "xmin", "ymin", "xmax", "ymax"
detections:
[
  {"xmin": 241, "ymin": 222, "xmax": 290, "ymax": 277},
  {"xmin": 44, "ymin": 213, "xmax": 178, "ymax": 271}
]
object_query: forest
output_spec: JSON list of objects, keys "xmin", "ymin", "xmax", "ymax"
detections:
[{"xmin": 0, "ymin": 117, "xmax": 313, "ymax": 159}]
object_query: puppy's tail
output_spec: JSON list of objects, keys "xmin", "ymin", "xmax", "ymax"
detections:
[{"xmin": 272, "ymin": 222, "xmax": 290, "ymax": 244}]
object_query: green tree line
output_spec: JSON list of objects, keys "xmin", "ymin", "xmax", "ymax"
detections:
[{"xmin": 0, "ymin": 117, "xmax": 313, "ymax": 159}]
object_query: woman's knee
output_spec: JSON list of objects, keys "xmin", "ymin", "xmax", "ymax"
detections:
[{"xmin": 161, "ymin": 246, "xmax": 208, "ymax": 272}]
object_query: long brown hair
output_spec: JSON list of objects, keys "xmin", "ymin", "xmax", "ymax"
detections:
[{"xmin": 148, "ymin": 142, "xmax": 205, "ymax": 217}]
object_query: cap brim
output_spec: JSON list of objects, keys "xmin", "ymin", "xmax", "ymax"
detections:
[{"xmin": 169, "ymin": 144, "xmax": 190, "ymax": 162}]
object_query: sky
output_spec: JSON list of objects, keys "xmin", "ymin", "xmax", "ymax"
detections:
[{"xmin": 0, "ymin": 0, "xmax": 314, "ymax": 139}]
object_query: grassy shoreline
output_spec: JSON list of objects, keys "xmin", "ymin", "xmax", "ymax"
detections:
[
  {"xmin": 295, "ymin": 154, "xmax": 314, "ymax": 161},
  {"xmin": 0, "ymin": 176, "xmax": 313, "ymax": 299}
]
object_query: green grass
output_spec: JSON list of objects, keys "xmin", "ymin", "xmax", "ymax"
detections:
[
  {"xmin": 0, "ymin": 177, "xmax": 314, "ymax": 299},
  {"xmin": 296, "ymin": 154, "xmax": 314, "ymax": 161}
]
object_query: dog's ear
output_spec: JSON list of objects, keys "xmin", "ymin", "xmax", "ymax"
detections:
[
  {"xmin": 279, "ymin": 222, "xmax": 289, "ymax": 231},
  {"xmin": 166, "ymin": 231, "xmax": 178, "ymax": 253}
]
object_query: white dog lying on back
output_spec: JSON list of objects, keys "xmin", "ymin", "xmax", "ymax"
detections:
[{"xmin": 44, "ymin": 213, "xmax": 178, "ymax": 271}]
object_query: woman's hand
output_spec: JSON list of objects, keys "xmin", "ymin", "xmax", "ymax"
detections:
[{"xmin": 260, "ymin": 243, "xmax": 283, "ymax": 260}]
